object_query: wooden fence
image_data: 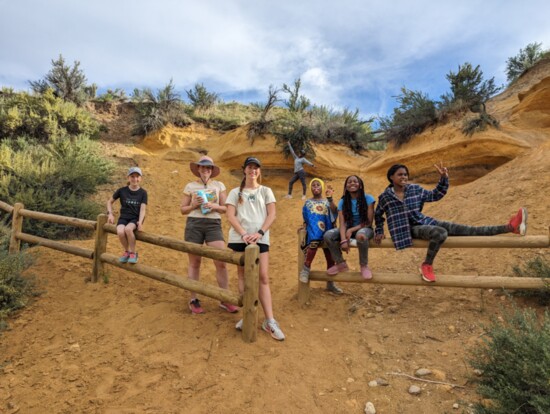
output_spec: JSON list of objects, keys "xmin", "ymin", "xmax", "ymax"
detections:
[
  {"xmin": 0, "ymin": 201, "xmax": 260, "ymax": 343},
  {"xmin": 297, "ymin": 229, "xmax": 550, "ymax": 305}
]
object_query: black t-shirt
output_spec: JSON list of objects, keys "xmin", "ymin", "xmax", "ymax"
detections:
[{"xmin": 113, "ymin": 186, "xmax": 148, "ymax": 220}]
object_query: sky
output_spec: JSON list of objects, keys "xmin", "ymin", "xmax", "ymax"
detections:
[{"xmin": 1, "ymin": 0, "xmax": 549, "ymax": 119}]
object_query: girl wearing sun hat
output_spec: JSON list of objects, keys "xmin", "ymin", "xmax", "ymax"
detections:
[{"xmin": 180, "ymin": 155, "xmax": 238, "ymax": 315}]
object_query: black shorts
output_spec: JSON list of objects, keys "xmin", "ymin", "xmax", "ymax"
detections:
[
  {"xmin": 117, "ymin": 217, "xmax": 139, "ymax": 226},
  {"xmin": 228, "ymin": 243, "xmax": 269, "ymax": 254}
]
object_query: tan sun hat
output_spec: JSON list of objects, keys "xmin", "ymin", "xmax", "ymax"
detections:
[{"xmin": 190, "ymin": 156, "xmax": 220, "ymax": 178}]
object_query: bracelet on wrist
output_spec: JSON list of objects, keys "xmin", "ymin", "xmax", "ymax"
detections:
[
  {"xmin": 327, "ymin": 196, "xmax": 333, "ymax": 201},
  {"xmin": 340, "ymin": 239, "xmax": 348, "ymax": 245},
  {"xmin": 258, "ymin": 229, "xmax": 265, "ymax": 236}
]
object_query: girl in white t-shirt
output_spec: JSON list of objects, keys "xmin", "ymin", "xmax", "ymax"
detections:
[
  {"xmin": 225, "ymin": 157, "xmax": 285, "ymax": 341},
  {"xmin": 180, "ymin": 156, "xmax": 238, "ymax": 315}
]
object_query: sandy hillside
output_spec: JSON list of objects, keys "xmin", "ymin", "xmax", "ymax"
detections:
[{"xmin": 1, "ymin": 61, "xmax": 550, "ymax": 414}]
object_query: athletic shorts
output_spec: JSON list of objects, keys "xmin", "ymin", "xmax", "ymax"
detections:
[
  {"xmin": 184, "ymin": 217, "xmax": 224, "ymax": 244},
  {"xmin": 117, "ymin": 217, "xmax": 139, "ymax": 226},
  {"xmin": 228, "ymin": 243, "xmax": 269, "ymax": 254}
]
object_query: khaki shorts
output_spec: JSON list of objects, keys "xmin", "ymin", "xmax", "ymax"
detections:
[{"xmin": 184, "ymin": 217, "xmax": 224, "ymax": 244}]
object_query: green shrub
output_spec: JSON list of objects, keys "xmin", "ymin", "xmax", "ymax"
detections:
[
  {"xmin": 0, "ymin": 230, "xmax": 37, "ymax": 332},
  {"xmin": 0, "ymin": 136, "xmax": 113, "ymax": 239},
  {"xmin": 96, "ymin": 88, "xmax": 127, "ymax": 103},
  {"xmin": 462, "ymin": 112, "xmax": 499, "ymax": 136},
  {"xmin": 186, "ymin": 83, "xmax": 219, "ymax": 111},
  {"xmin": 0, "ymin": 89, "xmax": 101, "ymax": 142},
  {"xmin": 469, "ymin": 308, "xmax": 550, "ymax": 414},
  {"xmin": 247, "ymin": 85, "xmax": 280, "ymax": 141},
  {"xmin": 132, "ymin": 80, "xmax": 191, "ymax": 135},
  {"xmin": 29, "ymin": 54, "xmax": 89, "ymax": 106},
  {"xmin": 378, "ymin": 87, "xmax": 437, "ymax": 147},
  {"xmin": 506, "ymin": 42, "xmax": 546, "ymax": 84},
  {"xmin": 511, "ymin": 256, "xmax": 550, "ymax": 305},
  {"xmin": 282, "ymin": 78, "xmax": 310, "ymax": 113}
]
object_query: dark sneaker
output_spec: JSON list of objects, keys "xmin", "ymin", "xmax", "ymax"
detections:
[
  {"xmin": 219, "ymin": 302, "xmax": 239, "ymax": 313},
  {"xmin": 119, "ymin": 251, "xmax": 130, "ymax": 263},
  {"xmin": 188, "ymin": 299, "xmax": 204, "ymax": 314},
  {"xmin": 327, "ymin": 261, "xmax": 349, "ymax": 276},
  {"xmin": 509, "ymin": 208, "xmax": 527, "ymax": 236},
  {"xmin": 326, "ymin": 281, "xmax": 343, "ymax": 295},
  {"xmin": 261, "ymin": 319, "xmax": 285, "ymax": 341},
  {"xmin": 127, "ymin": 252, "xmax": 138, "ymax": 264},
  {"xmin": 420, "ymin": 263, "xmax": 436, "ymax": 282}
]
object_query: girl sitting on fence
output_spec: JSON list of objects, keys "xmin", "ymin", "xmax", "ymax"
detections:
[
  {"xmin": 107, "ymin": 166, "xmax": 148, "ymax": 264},
  {"xmin": 374, "ymin": 163, "xmax": 527, "ymax": 282},
  {"xmin": 225, "ymin": 156, "xmax": 285, "ymax": 341},
  {"xmin": 323, "ymin": 175, "xmax": 376, "ymax": 280},
  {"xmin": 180, "ymin": 155, "xmax": 238, "ymax": 315},
  {"xmin": 299, "ymin": 178, "xmax": 343, "ymax": 294}
]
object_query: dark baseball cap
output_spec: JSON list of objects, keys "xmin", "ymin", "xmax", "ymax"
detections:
[{"xmin": 243, "ymin": 157, "xmax": 262, "ymax": 168}]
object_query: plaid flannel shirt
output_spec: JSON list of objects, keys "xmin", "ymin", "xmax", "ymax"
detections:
[{"xmin": 374, "ymin": 177, "xmax": 449, "ymax": 250}]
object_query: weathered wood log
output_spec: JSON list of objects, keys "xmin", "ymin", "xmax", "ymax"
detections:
[
  {"xmin": 19, "ymin": 208, "xmax": 96, "ymax": 230},
  {"xmin": 103, "ymin": 223, "xmax": 244, "ymax": 265},
  {"xmin": 92, "ymin": 214, "xmax": 108, "ymax": 283},
  {"xmin": 242, "ymin": 244, "xmax": 260, "ymax": 343},
  {"xmin": 308, "ymin": 271, "xmax": 549, "ymax": 290},
  {"xmin": 9, "ymin": 203, "xmax": 24, "ymax": 254},
  {"xmin": 0, "ymin": 200, "xmax": 14, "ymax": 214},
  {"xmin": 17, "ymin": 232, "xmax": 94, "ymax": 259},
  {"xmin": 100, "ymin": 253, "xmax": 241, "ymax": 305},
  {"xmin": 297, "ymin": 229, "xmax": 310, "ymax": 306}
]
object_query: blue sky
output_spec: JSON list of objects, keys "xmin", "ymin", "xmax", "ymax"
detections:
[{"xmin": 1, "ymin": 0, "xmax": 549, "ymax": 118}]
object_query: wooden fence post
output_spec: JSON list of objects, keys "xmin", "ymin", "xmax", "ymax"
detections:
[
  {"xmin": 241, "ymin": 244, "xmax": 260, "ymax": 343},
  {"xmin": 9, "ymin": 203, "xmax": 24, "ymax": 254},
  {"xmin": 92, "ymin": 214, "xmax": 108, "ymax": 283},
  {"xmin": 297, "ymin": 229, "xmax": 310, "ymax": 306}
]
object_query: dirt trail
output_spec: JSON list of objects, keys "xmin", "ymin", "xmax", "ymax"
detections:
[{"xmin": 2, "ymin": 69, "xmax": 550, "ymax": 413}]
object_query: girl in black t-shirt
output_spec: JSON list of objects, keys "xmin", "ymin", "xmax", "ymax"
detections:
[{"xmin": 107, "ymin": 167, "xmax": 148, "ymax": 264}]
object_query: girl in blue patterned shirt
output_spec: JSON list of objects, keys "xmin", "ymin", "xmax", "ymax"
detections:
[
  {"xmin": 374, "ymin": 163, "xmax": 527, "ymax": 283},
  {"xmin": 299, "ymin": 178, "xmax": 342, "ymax": 294}
]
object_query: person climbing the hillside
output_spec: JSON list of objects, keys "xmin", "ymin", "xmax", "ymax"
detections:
[
  {"xmin": 226, "ymin": 156, "xmax": 285, "ymax": 341},
  {"xmin": 323, "ymin": 175, "xmax": 376, "ymax": 280},
  {"xmin": 180, "ymin": 155, "xmax": 238, "ymax": 315},
  {"xmin": 285, "ymin": 141, "xmax": 315, "ymax": 200},
  {"xmin": 299, "ymin": 178, "xmax": 344, "ymax": 294},
  {"xmin": 107, "ymin": 166, "xmax": 148, "ymax": 265},
  {"xmin": 374, "ymin": 163, "xmax": 528, "ymax": 282}
]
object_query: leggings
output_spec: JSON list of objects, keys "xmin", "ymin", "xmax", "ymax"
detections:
[
  {"xmin": 288, "ymin": 170, "xmax": 307, "ymax": 195},
  {"xmin": 412, "ymin": 220, "xmax": 510, "ymax": 265},
  {"xmin": 303, "ymin": 242, "xmax": 335, "ymax": 269},
  {"xmin": 323, "ymin": 227, "xmax": 374, "ymax": 266}
]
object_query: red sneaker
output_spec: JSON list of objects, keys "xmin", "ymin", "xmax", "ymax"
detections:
[
  {"xmin": 188, "ymin": 299, "xmax": 204, "ymax": 314},
  {"xmin": 509, "ymin": 208, "xmax": 527, "ymax": 236},
  {"xmin": 327, "ymin": 261, "xmax": 349, "ymax": 276},
  {"xmin": 420, "ymin": 263, "xmax": 436, "ymax": 282}
]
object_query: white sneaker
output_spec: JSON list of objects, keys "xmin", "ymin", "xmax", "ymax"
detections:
[
  {"xmin": 299, "ymin": 267, "xmax": 310, "ymax": 283},
  {"xmin": 301, "ymin": 195, "xmax": 306, "ymax": 200},
  {"xmin": 261, "ymin": 319, "xmax": 285, "ymax": 341},
  {"xmin": 284, "ymin": 194, "xmax": 292, "ymax": 199},
  {"xmin": 235, "ymin": 319, "xmax": 243, "ymax": 331}
]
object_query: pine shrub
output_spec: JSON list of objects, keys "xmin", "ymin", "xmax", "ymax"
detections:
[
  {"xmin": 469, "ymin": 308, "xmax": 550, "ymax": 414},
  {"xmin": 511, "ymin": 256, "xmax": 550, "ymax": 305}
]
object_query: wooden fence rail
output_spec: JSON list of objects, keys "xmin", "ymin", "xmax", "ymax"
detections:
[
  {"xmin": 0, "ymin": 201, "xmax": 259, "ymax": 343},
  {"xmin": 297, "ymin": 229, "xmax": 550, "ymax": 305}
]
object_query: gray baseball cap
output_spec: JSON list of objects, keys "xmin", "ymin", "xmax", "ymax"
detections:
[{"xmin": 128, "ymin": 166, "xmax": 142, "ymax": 176}]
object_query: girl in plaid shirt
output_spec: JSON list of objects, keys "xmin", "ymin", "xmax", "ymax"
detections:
[{"xmin": 374, "ymin": 163, "xmax": 527, "ymax": 282}]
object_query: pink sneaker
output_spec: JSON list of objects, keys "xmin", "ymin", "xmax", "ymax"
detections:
[
  {"xmin": 188, "ymin": 299, "xmax": 205, "ymax": 314},
  {"xmin": 420, "ymin": 263, "xmax": 436, "ymax": 282},
  {"xmin": 219, "ymin": 302, "xmax": 239, "ymax": 313},
  {"xmin": 508, "ymin": 208, "xmax": 527, "ymax": 235},
  {"xmin": 360, "ymin": 265, "xmax": 373, "ymax": 280},
  {"xmin": 327, "ymin": 261, "xmax": 349, "ymax": 276}
]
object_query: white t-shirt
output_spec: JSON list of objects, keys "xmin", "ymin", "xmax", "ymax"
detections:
[
  {"xmin": 226, "ymin": 185, "xmax": 276, "ymax": 245},
  {"xmin": 183, "ymin": 180, "xmax": 226, "ymax": 220}
]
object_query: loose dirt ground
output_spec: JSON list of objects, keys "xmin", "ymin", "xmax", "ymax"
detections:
[{"xmin": 1, "ymin": 65, "xmax": 550, "ymax": 413}]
